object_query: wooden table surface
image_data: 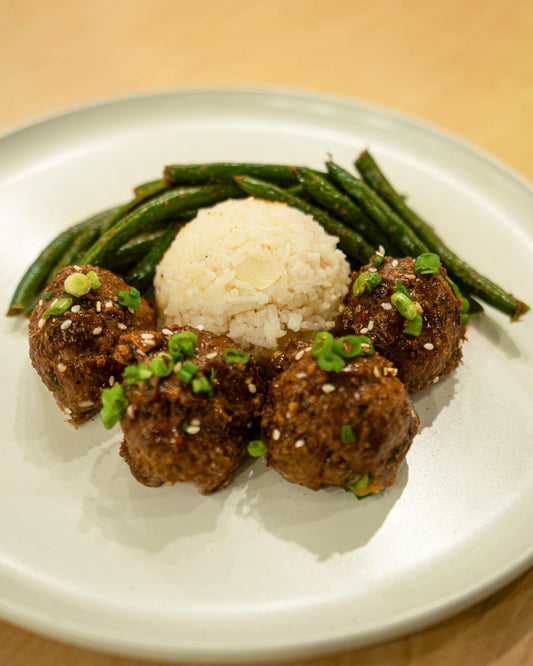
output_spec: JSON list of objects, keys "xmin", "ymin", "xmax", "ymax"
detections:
[{"xmin": 1, "ymin": 1, "xmax": 532, "ymax": 665}]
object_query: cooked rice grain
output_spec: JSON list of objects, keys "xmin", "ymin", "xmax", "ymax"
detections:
[{"xmin": 154, "ymin": 198, "xmax": 351, "ymax": 352}]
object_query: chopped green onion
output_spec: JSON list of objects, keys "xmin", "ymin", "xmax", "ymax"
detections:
[
  {"xmin": 403, "ymin": 313, "xmax": 423, "ymax": 336},
  {"xmin": 347, "ymin": 472, "xmax": 370, "ymax": 493},
  {"xmin": 390, "ymin": 291, "xmax": 418, "ymax": 320},
  {"xmin": 86, "ymin": 270, "xmax": 101, "ymax": 289},
  {"xmin": 122, "ymin": 364, "xmax": 153, "ymax": 385},
  {"xmin": 168, "ymin": 331, "xmax": 197, "ymax": 358},
  {"xmin": 42, "ymin": 291, "xmax": 53, "ymax": 300},
  {"xmin": 333, "ymin": 335, "xmax": 374, "ymax": 358},
  {"xmin": 316, "ymin": 350, "xmax": 345, "ymax": 372},
  {"xmin": 446, "ymin": 277, "xmax": 470, "ymax": 324},
  {"xmin": 177, "ymin": 360, "xmax": 198, "ymax": 383},
  {"xmin": 352, "ymin": 271, "xmax": 382, "ymax": 296},
  {"xmin": 149, "ymin": 353, "xmax": 175, "ymax": 377},
  {"xmin": 222, "ymin": 348, "xmax": 250, "ymax": 364},
  {"xmin": 341, "ymin": 424, "xmax": 357, "ymax": 443},
  {"xmin": 311, "ymin": 331, "xmax": 334, "ymax": 357},
  {"xmin": 100, "ymin": 382, "xmax": 127, "ymax": 429},
  {"xmin": 248, "ymin": 440, "xmax": 268, "ymax": 457},
  {"xmin": 42, "ymin": 297, "xmax": 73, "ymax": 319},
  {"xmin": 64, "ymin": 272, "xmax": 91, "ymax": 297},
  {"xmin": 394, "ymin": 280, "xmax": 410, "ymax": 297},
  {"xmin": 373, "ymin": 253, "xmax": 384, "ymax": 267},
  {"xmin": 414, "ymin": 252, "xmax": 440, "ymax": 274},
  {"xmin": 117, "ymin": 286, "xmax": 141, "ymax": 310},
  {"xmin": 192, "ymin": 375, "xmax": 213, "ymax": 398}
]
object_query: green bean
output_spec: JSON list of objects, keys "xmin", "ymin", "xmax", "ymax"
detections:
[
  {"xmin": 294, "ymin": 167, "xmax": 397, "ymax": 254},
  {"xmin": 81, "ymin": 183, "xmax": 242, "ymax": 266},
  {"xmin": 111, "ymin": 229, "xmax": 169, "ymax": 271},
  {"xmin": 133, "ymin": 178, "xmax": 168, "ymax": 198},
  {"xmin": 164, "ymin": 162, "xmax": 303, "ymax": 187},
  {"xmin": 326, "ymin": 161, "xmax": 429, "ymax": 258},
  {"xmin": 100, "ymin": 180, "xmax": 170, "ymax": 234},
  {"xmin": 125, "ymin": 225, "xmax": 180, "ymax": 291},
  {"xmin": 7, "ymin": 206, "xmax": 118, "ymax": 317},
  {"xmin": 233, "ymin": 175, "xmax": 374, "ymax": 265},
  {"xmin": 355, "ymin": 150, "xmax": 530, "ymax": 320}
]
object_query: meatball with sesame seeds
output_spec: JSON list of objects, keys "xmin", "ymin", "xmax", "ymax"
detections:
[
  {"xmin": 28, "ymin": 265, "xmax": 156, "ymax": 425},
  {"xmin": 334, "ymin": 255, "xmax": 466, "ymax": 393},
  {"xmin": 112, "ymin": 326, "xmax": 265, "ymax": 495},
  {"xmin": 262, "ymin": 337, "xmax": 419, "ymax": 495}
]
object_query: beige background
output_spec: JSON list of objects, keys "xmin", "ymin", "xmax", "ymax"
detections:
[{"xmin": 1, "ymin": 1, "xmax": 532, "ymax": 665}]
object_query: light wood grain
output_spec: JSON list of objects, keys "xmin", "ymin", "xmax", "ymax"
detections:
[{"xmin": 1, "ymin": 1, "xmax": 532, "ymax": 664}]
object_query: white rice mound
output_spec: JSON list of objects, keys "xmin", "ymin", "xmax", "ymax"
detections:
[{"xmin": 154, "ymin": 198, "xmax": 351, "ymax": 353}]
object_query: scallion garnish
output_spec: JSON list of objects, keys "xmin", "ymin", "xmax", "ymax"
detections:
[
  {"xmin": 192, "ymin": 374, "xmax": 213, "ymax": 399},
  {"xmin": 403, "ymin": 313, "xmax": 423, "ymax": 336},
  {"xmin": 316, "ymin": 350, "xmax": 345, "ymax": 372},
  {"xmin": 100, "ymin": 382, "xmax": 127, "ymax": 429},
  {"xmin": 64, "ymin": 273, "xmax": 92, "ymax": 297},
  {"xmin": 177, "ymin": 360, "xmax": 198, "ymax": 384},
  {"xmin": 333, "ymin": 335, "xmax": 374, "ymax": 358},
  {"xmin": 168, "ymin": 331, "xmax": 197, "ymax": 358},
  {"xmin": 373, "ymin": 254, "xmax": 384, "ymax": 267},
  {"xmin": 352, "ymin": 271, "xmax": 382, "ymax": 296},
  {"xmin": 347, "ymin": 472, "xmax": 370, "ymax": 493},
  {"xmin": 248, "ymin": 440, "xmax": 268, "ymax": 457},
  {"xmin": 122, "ymin": 364, "xmax": 153, "ymax": 385},
  {"xmin": 341, "ymin": 424, "xmax": 357, "ymax": 443},
  {"xmin": 149, "ymin": 353, "xmax": 175, "ymax": 378},
  {"xmin": 390, "ymin": 292, "xmax": 418, "ymax": 321},
  {"xmin": 310, "ymin": 331, "xmax": 334, "ymax": 357},
  {"xmin": 86, "ymin": 270, "xmax": 101, "ymax": 289},
  {"xmin": 446, "ymin": 277, "xmax": 470, "ymax": 324},
  {"xmin": 117, "ymin": 286, "xmax": 141, "ymax": 310},
  {"xmin": 414, "ymin": 252, "xmax": 440, "ymax": 275},
  {"xmin": 222, "ymin": 348, "xmax": 250, "ymax": 364},
  {"xmin": 42, "ymin": 297, "xmax": 73, "ymax": 319}
]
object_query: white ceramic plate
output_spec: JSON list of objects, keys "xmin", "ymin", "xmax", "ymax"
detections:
[{"xmin": 1, "ymin": 89, "xmax": 532, "ymax": 664}]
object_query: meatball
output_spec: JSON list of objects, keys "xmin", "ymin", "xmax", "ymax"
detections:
[
  {"xmin": 262, "ymin": 339, "xmax": 419, "ymax": 495},
  {"xmin": 334, "ymin": 255, "xmax": 465, "ymax": 393},
  {"xmin": 29, "ymin": 265, "xmax": 156, "ymax": 424},
  {"xmin": 113, "ymin": 326, "xmax": 266, "ymax": 495}
]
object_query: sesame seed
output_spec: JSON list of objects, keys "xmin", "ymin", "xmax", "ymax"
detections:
[
  {"xmin": 295, "ymin": 372, "xmax": 307, "ymax": 379},
  {"xmin": 117, "ymin": 323, "xmax": 127, "ymax": 330},
  {"xmin": 73, "ymin": 265, "xmax": 81, "ymax": 270},
  {"xmin": 383, "ymin": 367, "xmax": 398, "ymax": 377},
  {"xmin": 126, "ymin": 405, "xmax": 136, "ymax": 419},
  {"xmin": 406, "ymin": 273, "xmax": 416, "ymax": 280},
  {"xmin": 248, "ymin": 383, "xmax": 257, "ymax": 394},
  {"xmin": 295, "ymin": 439, "xmax": 306, "ymax": 448},
  {"xmin": 96, "ymin": 301, "xmax": 102, "ymax": 313},
  {"xmin": 368, "ymin": 266, "xmax": 378, "ymax": 273},
  {"xmin": 424, "ymin": 342, "xmax": 435, "ymax": 350},
  {"xmin": 367, "ymin": 320, "xmax": 374, "ymax": 331},
  {"xmin": 141, "ymin": 333, "xmax": 154, "ymax": 341},
  {"xmin": 161, "ymin": 328, "xmax": 173, "ymax": 336},
  {"xmin": 378, "ymin": 245, "xmax": 385, "ymax": 255},
  {"xmin": 433, "ymin": 376, "xmax": 440, "ymax": 384},
  {"xmin": 338, "ymin": 303, "xmax": 345, "ymax": 314},
  {"xmin": 322, "ymin": 383, "xmax": 336, "ymax": 394},
  {"xmin": 79, "ymin": 400, "xmax": 94, "ymax": 408},
  {"xmin": 128, "ymin": 307, "xmax": 135, "ymax": 314},
  {"xmin": 57, "ymin": 363, "xmax": 67, "ymax": 373},
  {"xmin": 391, "ymin": 259, "xmax": 399, "ymax": 267},
  {"xmin": 186, "ymin": 425, "xmax": 201, "ymax": 435},
  {"xmin": 205, "ymin": 351, "xmax": 218, "ymax": 359},
  {"xmin": 381, "ymin": 302, "xmax": 393, "ymax": 311},
  {"xmin": 38, "ymin": 300, "xmax": 43, "ymax": 306},
  {"xmin": 373, "ymin": 366, "xmax": 381, "ymax": 378},
  {"xmin": 93, "ymin": 327, "xmax": 102, "ymax": 335},
  {"xmin": 64, "ymin": 407, "xmax": 72, "ymax": 415},
  {"xmin": 360, "ymin": 327, "xmax": 369, "ymax": 334},
  {"xmin": 105, "ymin": 300, "xmax": 113, "ymax": 309},
  {"xmin": 295, "ymin": 349, "xmax": 305, "ymax": 361},
  {"xmin": 38, "ymin": 318, "xmax": 45, "ymax": 329},
  {"xmin": 109, "ymin": 376, "xmax": 115, "ymax": 386},
  {"xmin": 190, "ymin": 418, "xmax": 201, "ymax": 427},
  {"xmin": 197, "ymin": 324, "xmax": 205, "ymax": 330},
  {"xmin": 61, "ymin": 319, "xmax": 72, "ymax": 330},
  {"xmin": 273, "ymin": 429, "xmax": 281, "ymax": 440},
  {"xmin": 360, "ymin": 343, "xmax": 372, "ymax": 353},
  {"xmin": 71, "ymin": 304, "xmax": 81, "ymax": 313}
]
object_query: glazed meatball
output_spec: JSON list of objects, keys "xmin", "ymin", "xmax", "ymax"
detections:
[
  {"xmin": 29, "ymin": 265, "xmax": 156, "ymax": 425},
  {"xmin": 334, "ymin": 255, "xmax": 465, "ymax": 393},
  {"xmin": 113, "ymin": 326, "xmax": 265, "ymax": 495},
  {"xmin": 262, "ymin": 339, "xmax": 419, "ymax": 495}
]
